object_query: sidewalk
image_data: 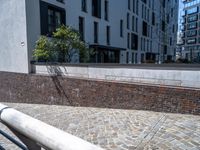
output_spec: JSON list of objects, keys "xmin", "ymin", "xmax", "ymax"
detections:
[{"xmin": 0, "ymin": 103, "xmax": 200, "ymax": 150}]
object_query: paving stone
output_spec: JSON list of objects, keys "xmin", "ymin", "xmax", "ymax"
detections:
[{"xmin": 0, "ymin": 103, "xmax": 200, "ymax": 150}]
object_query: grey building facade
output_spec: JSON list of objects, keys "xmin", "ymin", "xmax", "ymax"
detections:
[{"xmin": 0, "ymin": 0, "xmax": 179, "ymax": 73}]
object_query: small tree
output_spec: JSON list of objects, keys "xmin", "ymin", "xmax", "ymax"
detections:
[
  {"xmin": 52, "ymin": 25, "xmax": 90, "ymax": 63},
  {"xmin": 33, "ymin": 36, "xmax": 53, "ymax": 62},
  {"xmin": 33, "ymin": 25, "xmax": 90, "ymax": 63}
]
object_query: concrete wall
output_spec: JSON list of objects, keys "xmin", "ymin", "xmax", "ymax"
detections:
[
  {"xmin": 25, "ymin": 0, "xmax": 41, "ymax": 72},
  {"xmin": 0, "ymin": 71, "xmax": 199, "ymax": 115},
  {"xmin": 33, "ymin": 64, "xmax": 200, "ymax": 89},
  {"xmin": 0, "ymin": 0, "xmax": 29, "ymax": 73}
]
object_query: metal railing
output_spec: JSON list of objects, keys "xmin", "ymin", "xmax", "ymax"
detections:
[
  {"xmin": 0, "ymin": 128, "xmax": 28, "ymax": 150},
  {"xmin": 0, "ymin": 103, "xmax": 104, "ymax": 150}
]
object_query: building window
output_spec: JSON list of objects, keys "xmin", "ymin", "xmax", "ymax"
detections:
[
  {"xmin": 187, "ymin": 7, "xmax": 198, "ymax": 15},
  {"xmin": 79, "ymin": 17, "xmax": 85, "ymax": 41},
  {"xmin": 56, "ymin": 0, "xmax": 64, "ymax": 3},
  {"xmin": 162, "ymin": 20, "xmax": 166, "ymax": 32},
  {"xmin": 92, "ymin": 0, "xmax": 101, "ymax": 18},
  {"xmin": 147, "ymin": 24, "xmax": 150, "ymax": 37},
  {"xmin": 132, "ymin": 16, "xmax": 135, "ymax": 31},
  {"xmin": 167, "ymin": 14, "xmax": 169, "ymax": 23},
  {"xmin": 141, "ymin": 38, "xmax": 143, "ymax": 51},
  {"xmin": 135, "ymin": 53, "xmax": 138, "ymax": 63},
  {"xmin": 142, "ymin": 21, "xmax": 147, "ymax": 36},
  {"xmin": 164, "ymin": 45, "xmax": 167, "ymax": 54},
  {"xmin": 106, "ymin": 26, "xmax": 110, "ymax": 45},
  {"xmin": 48, "ymin": 9, "xmax": 63, "ymax": 33},
  {"xmin": 142, "ymin": 5, "xmax": 144, "ymax": 18},
  {"xmin": 132, "ymin": 53, "xmax": 134, "ymax": 63},
  {"xmin": 171, "ymin": 8, "xmax": 174, "ymax": 17},
  {"xmin": 152, "ymin": 0, "xmax": 154, "ymax": 9},
  {"xmin": 187, "ymin": 15, "xmax": 198, "ymax": 22},
  {"xmin": 120, "ymin": 20, "xmax": 123, "ymax": 37},
  {"xmin": 162, "ymin": 0, "xmax": 165, "ymax": 8},
  {"xmin": 127, "ymin": 33, "xmax": 130, "ymax": 48},
  {"xmin": 94, "ymin": 22, "xmax": 98, "ymax": 43},
  {"xmin": 172, "ymin": 25, "xmax": 175, "ymax": 33},
  {"xmin": 170, "ymin": 37, "xmax": 172, "ymax": 46},
  {"xmin": 141, "ymin": 53, "xmax": 145, "ymax": 63},
  {"xmin": 133, "ymin": 0, "xmax": 135, "ymax": 13},
  {"xmin": 187, "ymin": 38, "xmax": 196, "ymax": 44},
  {"xmin": 40, "ymin": 1, "xmax": 66, "ymax": 36},
  {"xmin": 127, "ymin": 13, "xmax": 130, "ymax": 29},
  {"xmin": 104, "ymin": 0, "xmax": 109, "ymax": 20},
  {"xmin": 187, "ymin": 22, "xmax": 197, "ymax": 30},
  {"xmin": 128, "ymin": 0, "xmax": 130, "ymax": 10},
  {"xmin": 148, "ymin": 0, "xmax": 151, "ymax": 8},
  {"xmin": 147, "ymin": 9, "xmax": 149, "ymax": 22},
  {"xmin": 136, "ymin": 0, "xmax": 138, "ymax": 15},
  {"xmin": 82, "ymin": 0, "xmax": 87, "ymax": 12},
  {"xmin": 126, "ymin": 52, "xmax": 129, "ymax": 63},
  {"xmin": 136, "ymin": 18, "xmax": 138, "ymax": 32},
  {"xmin": 131, "ymin": 33, "xmax": 138, "ymax": 50},
  {"xmin": 141, "ymin": 0, "xmax": 147, "ymax": 4}
]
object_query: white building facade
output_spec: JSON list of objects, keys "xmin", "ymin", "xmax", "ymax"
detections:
[{"xmin": 0, "ymin": 0, "xmax": 178, "ymax": 73}]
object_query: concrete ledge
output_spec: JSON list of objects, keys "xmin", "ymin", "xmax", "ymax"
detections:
[
  {"xmin": 33, "ymin": 64, "xmax": 200, "ymax": 89},
  {"xmin": 32, "ymin": 62, "xmax": 200, "ymax": 70}
]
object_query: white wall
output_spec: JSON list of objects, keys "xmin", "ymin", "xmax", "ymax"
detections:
[
  {"xmin": 0, "ymin": 0, "xmax": 29, "ymax": 73},
  {"xmin": 34, "ymin": 64, "xmax": 200, "ymax": 89}
]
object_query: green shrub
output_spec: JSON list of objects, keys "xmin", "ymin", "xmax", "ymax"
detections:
[
  {"xmin": 33, "ymin": 36, "xmax": 52, "ymax": 62},
  {"xmin": 52, "ymin": 25, "xmax": 90, "ymax": 62},
  {"xmin": 33, "ymin": 25, "xmax": 91, "ymax": 63}
]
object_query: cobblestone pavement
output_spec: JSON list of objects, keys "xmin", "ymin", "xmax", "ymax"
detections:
[{"xmin": 0, "ymin": 103, "xmax": 200, "ymax": 150}]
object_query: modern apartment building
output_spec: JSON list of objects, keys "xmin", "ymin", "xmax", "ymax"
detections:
[
  {"xmin": 181, "ymin": 0, "xmax": 200, "ymax": 62},
  {"xmin": 0, "ymin": 0, "xmax": 178, "ymax": 73}
]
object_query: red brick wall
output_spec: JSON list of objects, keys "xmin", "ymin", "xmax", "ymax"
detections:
[{"xmin": 0, "ymin": 72, "xmax": 200, "ymax": 115}]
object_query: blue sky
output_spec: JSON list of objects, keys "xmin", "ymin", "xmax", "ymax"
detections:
[
  {"xmin": 179, "ymin": 0, "xmax": 184, "ymax": 18},
  {"xmin": 178, "ymin": 0, "xmax": 184, "ymax": 31}
]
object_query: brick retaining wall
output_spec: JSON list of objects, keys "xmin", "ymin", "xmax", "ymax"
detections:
[{"xmin": 0, "ymin": 72, "xmax": 200, "ymax": 115}]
